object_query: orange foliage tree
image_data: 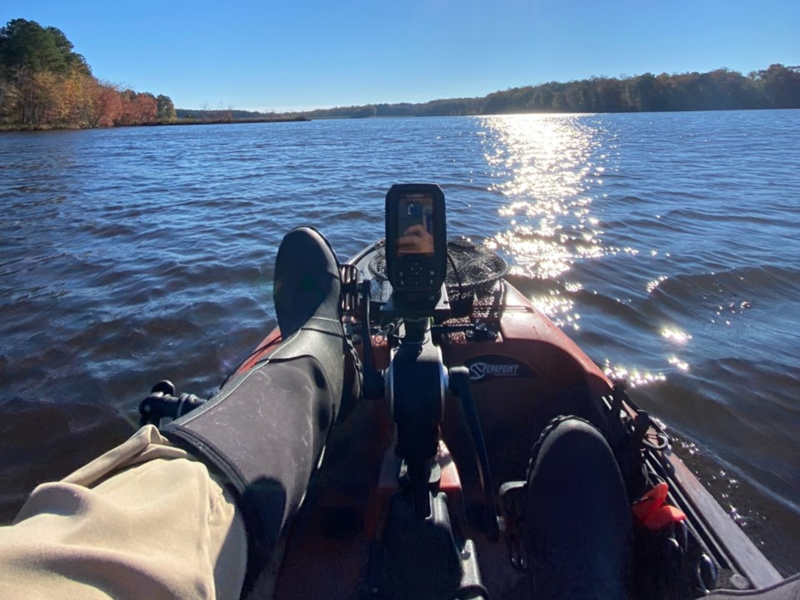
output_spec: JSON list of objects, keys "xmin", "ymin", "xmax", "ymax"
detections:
[
  {"xmin": 0, "ymin": 18, "xmax": 175, "ymax": 129},
  {"xmin": 88, "ymin": 81, "xmax": 121, "ymax": 127}
]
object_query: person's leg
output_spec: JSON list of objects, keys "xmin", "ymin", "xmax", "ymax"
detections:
[
  {"xmin": 524, "ymin": 417, "xmax": 632, "ymax": 600},
  {"xmin": 0, "ymin": 425, "xmax": 247, "ymax": 600},
  {"xmin": 0, "ymin": 226, "xmax": 349, "ymax": 600},
  {"xmin": 162, "ymin": 226, "xmax": 349, "ymax": 596}
]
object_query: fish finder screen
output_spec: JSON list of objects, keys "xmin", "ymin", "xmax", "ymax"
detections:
[{"xmin": 396, "ymin": 194, "xmax": 435, "ymax": 256}]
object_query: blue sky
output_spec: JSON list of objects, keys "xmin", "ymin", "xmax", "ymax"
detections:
[{"xmin": 2, "ymin": 0, "xmax": 797, "ymax": 111}]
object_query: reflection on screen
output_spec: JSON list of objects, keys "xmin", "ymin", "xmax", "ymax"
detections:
[{"xmin": 396, "ymin": 194, "xmax": 435, "ymax": 256}]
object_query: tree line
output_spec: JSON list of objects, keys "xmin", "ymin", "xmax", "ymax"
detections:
[
  {"xmin": 0, "ymin": 19, "xmax": 175, "ymax": 129},
  {"xmin": 2, "ymin": 17, "xmax": 798, "ymax": 130},
  {"xmin": 301, "ymin": 64, "xmax": 800, "ymax": 119},
  {"xmin": 175, "ymin": 108, "xmax": 277, "ymax": 121}
]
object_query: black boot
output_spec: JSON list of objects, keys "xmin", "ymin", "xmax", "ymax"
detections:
[
  {"xmin": 524, "ymin": 417, "xmax": 632, "ymax": 600},
  {"xmin": 163, "ymin": 226, "xmax": 347, "ymax": 595}
]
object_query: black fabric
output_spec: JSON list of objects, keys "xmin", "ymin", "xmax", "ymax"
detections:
[
  {"xmin": 164, "ymin": 226, "xmax": 347, "ymax": 595},
  {"xmin": 164, "ymin": 355, "xmax": 335, "ymax": 592},
  {"xmin": 273, "ymin": 226, "xmax": 341, "ymax": 339},
  {"xmin": 524, "ymin": 417, "xmax": 632, "ymax": 600}
]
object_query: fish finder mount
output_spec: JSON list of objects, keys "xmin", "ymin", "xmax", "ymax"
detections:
[
  {"xmin": 382, "ymin": 184, "xmax": 452, "ymax": 496},
  {"xmin": 373, "ymin": 185, "xmax": 491, "ymax": 598}
]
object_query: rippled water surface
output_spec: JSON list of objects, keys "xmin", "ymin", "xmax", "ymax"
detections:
[{"xmin": 1, "ymin": 111, "xmax": 799, "ymax": 573}]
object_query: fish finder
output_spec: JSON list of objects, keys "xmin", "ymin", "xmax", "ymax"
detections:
[{"xmin": 385, "ymin": 183, "xmax": 447, "ymax": 303}]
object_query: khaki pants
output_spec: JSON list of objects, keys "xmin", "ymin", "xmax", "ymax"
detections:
[
  {"xmin": 0, "ymin": 425, "xmax": 247, "ymax": 600},
  {"xmin": 4, "ymin": 427, "xmax": 799, "ymax": 600}
]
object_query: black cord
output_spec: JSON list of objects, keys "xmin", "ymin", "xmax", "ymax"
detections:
[{"xmin": 447, "ymin": 250, "xmax": 464, "ymax": 300}]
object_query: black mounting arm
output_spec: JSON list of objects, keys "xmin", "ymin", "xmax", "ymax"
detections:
[
  {"xmin": 389, "ymin": 317, "xmax": 446, "ymax": 518},
  {"xmin": 449, "ymin": 366, "xmax": 498, "ymax": 537},
  {"xmin": 359, "ymin": 280, "xmax": 386, "ymax": 400}
]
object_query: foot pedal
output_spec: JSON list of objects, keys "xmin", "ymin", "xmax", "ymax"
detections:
[{"xmin": 340, "ymin": 264, "xmax": 359, "ymax": 313}]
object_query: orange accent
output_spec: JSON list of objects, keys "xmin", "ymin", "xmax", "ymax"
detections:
[
  {"xmin": 438, "ymin": 443, "xmax": 462, "ymax": 492},
  {"xmin": 632, "ymin": 482, "xmax": 686, "ymax": 529},
  {"xmin": 632, "ymin": 482, "xmax": 669, "ymax": 522},
  {"xmin": 644, "ymin": 505, "xmax": 687, "ymax": 530},
  {"xmin": 235, "ymin": 328, "xmax": 283, "ymax": 375}
]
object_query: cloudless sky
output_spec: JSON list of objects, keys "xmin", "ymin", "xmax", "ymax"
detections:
[{"xmin": 2, "ymin": 0, "xmax": 798, "ymax": 111}]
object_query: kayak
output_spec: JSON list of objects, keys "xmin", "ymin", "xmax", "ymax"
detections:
[{"xmin": 218, "ymin": 238, "xmax": 782, "ymax": 600}]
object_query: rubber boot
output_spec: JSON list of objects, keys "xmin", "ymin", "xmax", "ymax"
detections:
[
  {"xmin": 524, "ymin": 417, "xmax": 632, "ymax": 600},
  {"xmin": 163, "ymin": 227, "xmax": 346, "ymax": 596}
]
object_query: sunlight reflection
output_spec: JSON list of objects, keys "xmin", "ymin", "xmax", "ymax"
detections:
[
  {"xmin": 481, "ymin": 114, "xmax": 608, "ymax": 333},
  {"xmin": 646, "ymin": 275, "xmax": 668, "ymax": 293},
  {"xmin": 480, "ymin": 115, "xmax": 608, "ymax": 281},
  {"xmin": 603, "ymin": 361, "xmax": 667, "ymax": 388},
  {"xmin": 661, "ymin": 328, "xmax": 693, "ymax": 344},
  {"xmin": 668, "ymin": 356, "xmax": 690, "ymax": 371},
  {"xmin": 522, "ymin": 284, "xmax": 577, "ymax": 328},
  {"xmin": 479, "ymin": 115, "xmax": 667, "ymax": 388}
]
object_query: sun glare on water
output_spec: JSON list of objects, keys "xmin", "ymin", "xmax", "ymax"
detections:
[
  {"xmin": 661, "ymin": 328, "xmax": 693, "ymax": 344},
  {"xmin": 482, "ymin": 114, "xmax": 606, "ymax": 281},
  {"xmin": 478, "ymin": 115, "xmax": 676, "ymax": 387}
]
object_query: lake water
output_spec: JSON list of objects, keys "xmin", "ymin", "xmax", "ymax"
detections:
[{"xmin": 1, "ymin": 111, "xmax": 799, "ymax": 574}]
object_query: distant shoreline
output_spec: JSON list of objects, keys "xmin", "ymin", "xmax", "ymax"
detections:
[
  {"xmin": 0, "ymin": 116, "xmax": 311, "ymax": 132},
  {"xmin": 4, "ymin": 107, "xmax": 800, "ymax": 133},
  {"xmin": 140, "ymin": 116, "xmax": 311, "ymax": 127}
]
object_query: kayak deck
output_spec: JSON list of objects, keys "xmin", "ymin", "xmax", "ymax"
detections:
[{"xmin": 233, "ymin": 242, "xmax": 780, "ymax": 599}]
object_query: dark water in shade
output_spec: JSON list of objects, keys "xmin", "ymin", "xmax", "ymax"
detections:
[{"xmin": 1, "ymin": 111, "xmax": 799, "ymax": 574}]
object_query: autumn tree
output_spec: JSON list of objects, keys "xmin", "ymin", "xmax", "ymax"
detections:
[
  {"xmin": 86, "ymin": 81, "xmax": 121, "ymax": 127},
  {"xmin": 0, "ymin": 18, "xmax": 175, "ymax": 129},
  {"xmin": 156, "ymin": 94, "xmax": 176, "ymax": 121},
  {"xmin": 134, "ymin": 92, "xmax": 158, "ymax": 123}
]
